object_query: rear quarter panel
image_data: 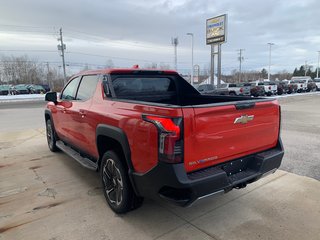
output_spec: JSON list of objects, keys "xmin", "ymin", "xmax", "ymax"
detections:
[{"xmin": 90, "ymin": 87, "xmax": 183, "ymax": 173}]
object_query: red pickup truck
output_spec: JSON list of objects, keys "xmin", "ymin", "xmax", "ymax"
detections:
[{"xmin": 45, "ymin": 68, "xmax": 284, "ymax": 213}]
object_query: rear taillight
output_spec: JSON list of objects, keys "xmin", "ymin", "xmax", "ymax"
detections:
[
  {"xmin": 269, "ymin": 86, "xmax": 271, "ymax": 90},
  {"xmin": 301, "ymin": 84, "xmax": 303, "ymax": 87},
  {"xmin": 143, "ymin": 115, "xmax": 183, "ymax": 163},
  {"xmin": 240, "ymin": 88, "xmax": 243, "ymax": 93}
]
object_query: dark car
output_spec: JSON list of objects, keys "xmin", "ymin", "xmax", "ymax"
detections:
[
  {"xmin": 11, "ymin": 84, "xmax": 30, "ymax": 95},
  {"xmin": 39, "ymin": 84, "xmax": 51, "ymax": 93},
  {"xmin": 27, "ymin": 84, "xmax": 46, "ymax": 94},
  {"xmin": 197, "ymin": 84, "xmax": 229, "ymax": 95},
  {"xmin": 275, "ymin": 81, "xmax": 289, "ymax": 95},
  {"xmin": 287, "ymin": 80, "xmax": 298, "ymax": 94},
  {"xmin": 250, "ymin": 82, "xmax": 265, "ymax": 97},
  {"xmin": 0, "ymin": 85, "xmax": 10, "ymax": 95}
]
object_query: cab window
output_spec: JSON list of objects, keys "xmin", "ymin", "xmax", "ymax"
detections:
[
  {"xmin": 61, "ymin": 77, "xmax": 81, "ymax": 100},
  {"xmin": 76, "ymin": 75, "xmax": 100, "ymax": 101}
]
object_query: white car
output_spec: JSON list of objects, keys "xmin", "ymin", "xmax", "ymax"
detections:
[
  {"xmin": 219, "ymin": 83, "xmax": 248, "ymax": 96},
  {"xmin": 291, "ymin": 76, "xmax": 311, "ymax": 92},
  {"xmin": 257, "ymin": 82, "xmax": 277, "ymax": 96},
  {"xmin": 313, "ymin": 78, "xmax": 320, "ymax": 91}
]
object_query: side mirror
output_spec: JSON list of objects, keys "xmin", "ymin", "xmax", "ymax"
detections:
[{"xmin": 45, "ymin": 92, "xmax": 57, "ymax": 103}]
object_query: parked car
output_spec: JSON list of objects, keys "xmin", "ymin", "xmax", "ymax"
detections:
[
  {"xmin": 27, "ymin": 84, "xmax": 46, "ymax": 94},
  {"xmin": 249, "ymin": 82, "xmax": 265, "ymax": 97},
  {"xmin": 314, "ymin": 78, "xmax": 320, "ymax": 91},
  {"xmin": 45, "ymin": 67, "xmax": 284, "ymax": 213},
  {"xmin": 39, "ymin": 84, "xmax": 51, "ymax": 93},
  {"xmin": 255, "ymin": 82, "xmax": 277, "ymax": 96},
  {"xmin": 285, "ymin": 80, "xmax": 298, "ymax": 94},
  {"xmin": 275, "ymin": 81, "xmax": 289, "ymax": 95},
  {"xmin": 197, "ymin": 84, "xmax": 229, "ymax": 95},
  {"xmin": 290, "ymin": 76, "xmax": 314, "ymax": 93},
  {"xmin": 0, "ymin": 85, "xmax": 10, "ymax": 95},
  {"xmin": 219, "ymin": 83, "xmax": 249, "ymax": 96},
  {"xmin": 237, "ymin": 83, "xmax": 251, "ymax": 96},
  {"xmin": 10, "ymin": 84, "xmax": 30, "ymax": 95},
  {"xmin": 306, "ymin": 80, "xmax": 317, "ymax": 92}
]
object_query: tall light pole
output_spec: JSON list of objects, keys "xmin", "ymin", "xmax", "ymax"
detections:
[
  {"xmin": 186, "ymin": 33, "xmax": 194, "ymax": 85},
  {"xmin": 317, "ymin": 51, "xmax": 320, "ymax": 78},
  {"xmin": 267, "ymin": 43, "xmax": 274, "ymax": 81}
]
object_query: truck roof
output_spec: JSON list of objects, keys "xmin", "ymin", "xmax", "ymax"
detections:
[{"xmin": 74, "ymin": 67, "xmax": 178, "ymax": 78}]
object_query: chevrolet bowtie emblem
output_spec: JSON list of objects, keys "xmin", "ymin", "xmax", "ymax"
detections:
[{"xmin": 234, "ymin": 115, "xmax": 254, "ymax": 124}]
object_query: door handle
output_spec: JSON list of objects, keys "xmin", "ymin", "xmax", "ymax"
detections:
[{"xmin": 79, "ymin": 109, "xmax": 86, "ymax": 118}]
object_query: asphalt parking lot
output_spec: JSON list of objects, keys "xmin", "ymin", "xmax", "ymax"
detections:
[{"xmin": 0, "ymin": 93, "xmax": 320, "ymax": 240}]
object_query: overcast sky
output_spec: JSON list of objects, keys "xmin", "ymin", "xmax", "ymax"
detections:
[{"xmin": 0, "ymin": 0, "xmax": 319, "ymax": 75}]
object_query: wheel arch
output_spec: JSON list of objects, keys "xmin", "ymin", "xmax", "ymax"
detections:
[
  {"xmin": 96, "ymin": 124, "xmax": 133, "ymax": 172},
  {"xmin": 96, "ymin": 124, "xmax": 140, "ymax": 195}
]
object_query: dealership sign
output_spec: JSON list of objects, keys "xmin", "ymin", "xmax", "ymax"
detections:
[{"xmin": 206, "ymin": 14, "xmax": 227, "ymax": 45}]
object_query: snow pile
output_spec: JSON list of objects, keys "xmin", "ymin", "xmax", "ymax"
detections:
[{"xmin": 0, "ymin": 94, "xmax": 45, "ymax": 103}]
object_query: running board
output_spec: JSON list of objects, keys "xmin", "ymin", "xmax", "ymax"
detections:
[{"xmin": 56, "ymin": 140, "xmax": 97, "ymax": 170}]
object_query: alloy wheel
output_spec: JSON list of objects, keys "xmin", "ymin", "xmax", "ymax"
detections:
[{"xmin": 102, "ymin": 158, "xmax": 123, "ymax": 206}]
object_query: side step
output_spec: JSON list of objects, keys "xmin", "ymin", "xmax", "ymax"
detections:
[{"xmin": 56, "ymin": 140, "xmax": 97, "ymax": 170}]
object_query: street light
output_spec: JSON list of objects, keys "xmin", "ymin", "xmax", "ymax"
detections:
[
  {"xmin": 186, "ymin": 33, "xmax": 194, "ymax": 85},
  {"xmin": 267, "ymin": 43, "xmax": 274, "ymax": 81}
]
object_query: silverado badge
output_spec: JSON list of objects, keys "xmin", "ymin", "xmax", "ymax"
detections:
[{"xmin": 234, "ymin": 114, "xmax": 254, "ymax": 124}]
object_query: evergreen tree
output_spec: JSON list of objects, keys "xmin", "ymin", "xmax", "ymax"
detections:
[{"xmin": 261, "ymin": 68, "xmax": 268, "ymax": 79}]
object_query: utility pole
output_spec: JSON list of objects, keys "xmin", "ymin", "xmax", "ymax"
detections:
[
  {"xmin": 186, "ymin": 33, "xmax": 194, "ymax": 85},
  {"xmin": 317, "ymin": 51, "xmax": 320, "ymax": 78},
  {"xmin": 268, "ymin": 43, "xmax": 274, "ymax": 81},
  {"xmin": 238, "ymin": 49, "xmax": 245, "ymax": 83},
  {"xmin": 58, "ymin": 28, "xmax": 67, "ymax": 84},
  {"xmin": 171, "ymin": 37, "xmax": 178, "ymax": 71}
]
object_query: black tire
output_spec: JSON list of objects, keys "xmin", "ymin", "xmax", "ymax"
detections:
[
  {"xmin": 46, "ymin": 119, "xmax": 59, "ymax": 152},
  {"xmin": 229, "ymin": 92, "xmax": 236, "ymax": 96},
  {"xmin": 100, "ymin": 151, "xmax": 143, "ymax": 214}
]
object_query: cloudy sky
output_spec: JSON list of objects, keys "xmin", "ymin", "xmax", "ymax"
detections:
[{"xmin": 0, "ymin": 0, "xmax": 319, "ymax": 75}]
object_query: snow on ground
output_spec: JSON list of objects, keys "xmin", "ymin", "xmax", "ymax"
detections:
[
  {"xmin": 0, "ymin": 94, "xmax": 45, "ymax": 103},
  {"xmin": 265, "ymin": 91, "xmax": 320, "ymax": 99}
]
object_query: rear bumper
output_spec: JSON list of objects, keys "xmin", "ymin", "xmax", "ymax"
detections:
[{"xmin": 132, "ymin": 139, "xmax": 284, "ymax": 207}]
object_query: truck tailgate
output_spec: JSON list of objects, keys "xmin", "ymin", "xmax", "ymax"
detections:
[{"xmin": 183, "ymin": 100, "xmax": 280, "ymax": 173}]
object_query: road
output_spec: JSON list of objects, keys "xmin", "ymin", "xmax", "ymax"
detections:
[
  {"xmin": 0, "ymin": 94, "xmax": 319, "ymax": 240},
  {"xmin": 0, "ymin": 101, "xmax": 45, "ymax": 132}
]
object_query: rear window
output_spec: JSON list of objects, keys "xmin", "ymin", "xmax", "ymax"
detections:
[
  {"xmin": 112, "ymin": 76, "xmax": 176, "ymax": 97},
  {"xmin": 314, "ymin": 79, "xmax": 320, "ymax": 82},
  {"xmin": 229, "ymin": 84, "xmax": 237, "ymax": 87}
]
